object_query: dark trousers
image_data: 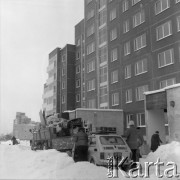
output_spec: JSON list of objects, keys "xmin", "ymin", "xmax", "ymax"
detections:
[
  {"xmin": 75, "ymin": 145, "xmax": 88, "ymax": 162},
  {"xmin": 131, "ymin": 149, "xmax": 139, "ymax": 162}
]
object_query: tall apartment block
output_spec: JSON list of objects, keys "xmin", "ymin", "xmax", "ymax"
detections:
[
  {"xmin": 43, "ymin": 45, "xmax": 76, "ymax": 117},
  {"xmin": 74, "ymin": 0, "xmax": 180, "ymax": 137},
  {"xmin": 43, "ymin": 48, "xmax": 61, "ymax": 117}
]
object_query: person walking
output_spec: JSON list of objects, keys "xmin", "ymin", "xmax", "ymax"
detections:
[
  {"xmin": 124, "ymin": 121, "xmax": 141, "ymax": 163},
  {"xmin": 136, "ymin": 127, "xmax": 144, "ymax": 159},
  {"xmin": 73, "ymin": 127, "xmax": 88, "ymax": 162},
  {"xmin": 150, "ymin": 131, "xmax": 162, "ymax": 152}
]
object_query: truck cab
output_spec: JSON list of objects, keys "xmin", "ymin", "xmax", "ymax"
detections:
[{"xmin": 88, "ymin": 133, "xmax": 132, "ymax": 167}]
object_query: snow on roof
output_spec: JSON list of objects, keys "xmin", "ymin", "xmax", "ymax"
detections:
[{"xmin": 144, "ymin": 83, "xmax": 180, "ymax": 95}]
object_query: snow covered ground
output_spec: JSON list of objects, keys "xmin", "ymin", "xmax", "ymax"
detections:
[{"xmin": 0, "ymin": 140, "xmax": 180, "ymax": 180}]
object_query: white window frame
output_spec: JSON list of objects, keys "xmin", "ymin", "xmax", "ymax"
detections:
[
  {"xmin": 62, "ymin": 81, "xmax": 65, "ymax": 89},
  {"xmin": 76, "ymin": 94, "xmax": 80, "ymax": 102},
  {"xmin": 62, "ymin": 95, "xmax": 65, "ymax": 104},
  {"xmin": 126, "ymin": 114, "xmax": 133, "ymax": 128},
  {"xmin": 123, "ymin": 19, "xmax": 129, "ymax": 33},
  {"xmin": 134, "ymin": 33, "xmax": 146, "ymax": 51},
  {"xmin": 137, "ymin": 113, "xmax": 146, "ymax": 127},
  {"xmin": 177, "ymin": 16, "xmax": 180, "ymax": 32},
  {"xmin": 110, "ymin": 28, "xmax": 117, "ymax": 41},
  {"xmin": 133, "ymin": 10, "xmax": 145, "ymax": 28},
  {"xmin": 87, "ymin": 79, "xmax": 95, "ymax": 91},
  {"xmin": 62, "ymin": 68, "xmax": 65, "ymax": 76},
  {"xmin": 111, "ymin": 70, "xmax": 118, "ymax": 84},
  {"xmin": 155, "ymin": 0, "xmax": 170, "ymax": 15},
  {"xmin": 135, "ymin": 58, "xmax": 148, "ymax": 75},
  {"xmin": 87, "ymin": 24, "xmax": 95, "ymax": 37},
  {"xmin": 160, "ymin": 78, "xmax": 176, "ymax": 89},
  {"xmin": 135, "ymin": 85, "xmax": 148, "ymax": 101},
  {"xmin": 100, "ymin": 86, "xmax": 108, "ymax": 104},
  {"xmin": 99, "ymin": 26, "xmax": 107, "ymax": 45},
  {"xmin": 124, "ymin": 41, "xmax": 130, "ymax": 56},
  {"xmin": 110, "ymin": 8, "xmax": 116, "ymax": 21},
  {"xmin": 87, "ymin": 60, "xmax": 95, "ymax": 73},
  {"xmin": 126, "ymin": 89, "xmax": 132, "ymax": 103},
  {"xmin": 132, "ymin": 0, "xmax": 141, "ymax": 6},
  {"xmin": 76, "ymin": 79, "xmax": 80, "ymax": 88},
  {"xmin": 158, "ymin": 48, "xmax": 174, "ymax": 68},
  {"xmin": 76, "ymin": 65, "xmax": 80, "ymax": 74},
  {"xmin": 122, "ymin": 0, "xmax": 129, "ymax": 12},
  {"xmin": 112, "ymin": 92, "xmax": 119, "ymax": 106},
  {"xmin": 156, "ymin": 21, "xmax": 172, "ymax": 41},
  {"xmin": 125, "ymin": 65, "xmax": 131, "ymax": 79},
  {"xmin": 99, "ymin": 9, "xmax": 106, "ymax": 27},
  {"xmin": 87, "ymin": 42, "xmax": 95, "ymax": 55},
  {"xmin": 99, "ymin": 46, "xmax": 107, "ymax": 64},
  {"xmin": 100, "ymin": 66, "xmax": 108, "ymax": 84},
  {"xmin": 111, "ymin": 48, "xmax": 118, "ymax": 62}
]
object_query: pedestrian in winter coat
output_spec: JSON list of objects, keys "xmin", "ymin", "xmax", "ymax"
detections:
[
  {"xmin": 136, "ymin": 127, "xmax": 144, "ymax": 159},
  {"xmin": 151, "ymin": 131, "xmax": 162, "ymax": 152},
  {"xmin": 124, "ymin": 121, "xmax": 141, "ymax": 162},
  {"xmin": 11, "ymin": 136, "xmax": 17, "ymax": 145},
  {"xmin": 73, "ymin": 127, "xmax": 88, "ymax": 162}
]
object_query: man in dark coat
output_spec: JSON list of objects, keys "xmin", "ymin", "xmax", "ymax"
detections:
[
  {"xmin": 73, "ymin": 127, "xmax": 88, "ymax": 162},
  {"xmin": 124, "ymin": 121, "xmax": 141, "ymax": 162},
  {"xmin": 150, "ymin": 131, "xmax": 162, "ymax": 152},
  {"xmin": 11, "ymin": 136, "xmax": 17, "ymax": 145}
]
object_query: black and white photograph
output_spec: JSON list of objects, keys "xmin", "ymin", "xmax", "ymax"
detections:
[{"xmin": 0, "ymin": 0, "xmax": 180, "ymax": 179}]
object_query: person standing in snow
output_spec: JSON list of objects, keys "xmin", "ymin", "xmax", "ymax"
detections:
[
  {"xmin": 150, "ymin": 131, "xmax": 162, "ymax": 152},
  {"xmin": 136, "ymin": 127, "xmax": 144, "ymax": 159},
  {"xmin": 124, "ymin": 121, "xmax": 141, "ymax": 162},
  {"xmin": 11, "ymin": 136, "xmax": 17, "ymax": 145},
  {"xmin": 73, "ymin": 127, "xmax": 88, "ymax": 162}
]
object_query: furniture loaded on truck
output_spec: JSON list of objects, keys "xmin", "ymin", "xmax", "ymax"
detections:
[{"xmin": 29, "ymin": 108, "xmax": 131, "ymax": 165}]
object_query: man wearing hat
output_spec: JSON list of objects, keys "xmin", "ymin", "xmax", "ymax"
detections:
[
  {"xmin": 124, "ymin": 120, "xmax": 141, "ymax": 162},
  {"xmin": 150, "ymin": 131, "xmax": 162, "ymax": 152}
]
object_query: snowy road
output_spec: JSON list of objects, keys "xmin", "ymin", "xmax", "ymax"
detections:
[{"xmin": 0, "ymin": 141, "xmax": 180, "ymax": 180}]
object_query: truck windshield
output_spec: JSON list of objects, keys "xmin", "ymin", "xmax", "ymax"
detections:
[{"xmin": 99, "ymin": 136, "xmax": 125, "ymax": 145}]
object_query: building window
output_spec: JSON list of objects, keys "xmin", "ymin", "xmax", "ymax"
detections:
[
  {"xmin": 99, "ymin": 46, "xmax": 107, "ymax": 64},
  {"xmin": 133, "ymin": 10, "xmax": 145, "ymax": 28},
  {"xmin": 99, "ymin": 9, "xmax": 106, "ymax": 26},
  {"xmin": 135, "ymin": 59, "xmax": 147, "ymax": 75},
  {"xmin": 76, "ymin": 39, "xmax": 80, "ymax": 46},
  {"xmin": 137, "ymin": 113, "xmax": 146, "ymax": 127},
  {"xmin": 110, "ymin": 8, "xmax": 116, "ymax": 21},
  {"xmin": 62, "ymin": 81, "xmax": 65, "ymax": 89},
  {"xmin": 126, "ymin": 89, "xmax": 132, "ymax": 103},
  {"xmin": 111, "ymin": 48, "xmax": 118, "ymax": 62},
  {"xmin": 76, "ymin": 79, "xmax": 80, "ymax": 88},
  {"xmin": 158, "ymin": 48, "xmax": 174, "ymax": 68},
  {"xmin": 160, "ymin": 78, "xmax": 176, "ymax": 89},
  {"xmin": 122, "ymin": 0, "xmax": 129, "ymax": 12},
  {"xmin": 87, "ymin": 79, "xmax": 95, "ymax": 91},
  {"xmin": 62, "ymin": 68, "xmax": 65, "ymax": 76},
  {"xmin": 87, "ymin": 8, "xmax": 95, "ymax": 20},
  {"xmin": 99, "ymin": 0, "xmax": 106, "ymax": 9},
  {"xmin": 136, "ymin": 85, "xmax": 148, "ymax": 101},
  {"xmin": 124, "ymin": 41, "xmax": 130, "ymax": 56},
  {"xmin": 76, "ymin": 51, "xmax": 80, "ymax": 59},
  {"xmin": 62, "ymin": 95, "xmax": 65, "ymax": 104},
  {"xmin": 76, "ymin": 65, "xmax": 80, "ymax": 74},
  {"xmin": 87, "ymin": 60, "xmax": 95, "ymax": 73},
  {"xmin": 62, "ymin": 55, "xmax": 66, "ymax": 62},
  {"xmin": 110, "ymin": 28, "xmax": 117, "ymax": 41},
  {"xmin": 87, "ymin": 24, "xmax": 95, "ymax": 37},
  {"xmin": 134, "ymin": 33, "xmax": 146, "ymax": 51},
  {"xmin": 126, "ymin": 114, "xmax": 133, "ymax": 128},
  {"xmin": 100, "ymin": 66, "xmax": 108, "ymax": 84},
  {"xmin": 132, "ymin": 0, "xmax": 141, "ymax": 6},
  {"xmin": 155, "ymin": 0, "xmax": 170, "ymax": 15},
  {"xmin": 125, "ymin": 65, "xmax": 131, "ymax": 79},
  {"xmin": 111, "ymin": 70, "xmax": 118, "ymax": 83},
  {"xmin": 112, "ymin": 92, "xmax": 119, "ymax": 106},
  {"xmin": 87, "ymin": 42, "xmax": 95, "ymax": 55},
  {"xmin": 99, "ymin": 26, "xmax": 107, "ymax": 45},
  {"xmin": 156, "ymin": 21, "xmax": 172, "ymax": 41},
  {"xmin": 76, "ymin": 94, "xmax": 80, "ymax": 102},
  {"xmin": 100, "ymin": 86, "xmax": 108, "ymax": 104},
  {"xmin": 88, "ymin": 99, "xmax": 96, "ymax": 108},
  {"xmin": 177, "ymin": 16, "xmax": 180, "ymax": 32},
  {"xmin": 123, "ymin": 19, "xmax": 129, "ymax": 33}
]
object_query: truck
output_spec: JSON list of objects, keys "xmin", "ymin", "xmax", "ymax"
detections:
[{"xmin": 30, "ymin": 108, "xmax": 125, "ymax": 157}]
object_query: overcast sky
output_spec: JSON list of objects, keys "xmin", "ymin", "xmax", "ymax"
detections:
[{"xmin": 0, "ymin": 0, "xmax": 84, "ymax": 134}]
